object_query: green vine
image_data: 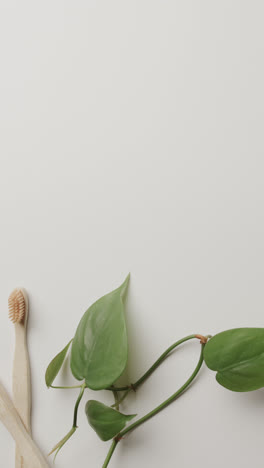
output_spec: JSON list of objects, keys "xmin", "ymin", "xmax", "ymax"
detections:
[{"xmin": 45, "ymin": 276, "xmax": 264, "ymax": 467}]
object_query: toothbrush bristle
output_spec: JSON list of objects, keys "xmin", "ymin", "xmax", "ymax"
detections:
[{"xmin": 8, "ymin": 289, "xmax": 26, "ymax": 323}]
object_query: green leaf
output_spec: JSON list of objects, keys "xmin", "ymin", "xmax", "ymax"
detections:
[
  {"xmin": 204, "ymin": 328, "xmax": 264, "ymax": 392},
  {"xmin": 85, "ymin": 400, "xmax": 136, "ymax": 441},
  {"xmin": 45, "ymin": 339, "xmax": 73, "ymax": 388},
  {"xmin": 70, "ymin": 275, "xmax": 130, "ymax": 390}
]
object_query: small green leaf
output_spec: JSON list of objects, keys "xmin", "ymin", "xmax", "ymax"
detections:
[
  {"xmin": 45, "ymin": 339, "xmax": 73, "ymax": 388},
  {"xmin": 70, "ymin": 275, "xmax": 130, "ymax": 390},
  {"xmin": 204, "ymin": 328, "xmax": 264, "ymax": 392},
  {"xmin": 85, "ymin": 400, "xmax": 136, "ymax": 441}
]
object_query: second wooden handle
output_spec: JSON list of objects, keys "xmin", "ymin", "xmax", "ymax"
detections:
[{"xmin": 0, "ymin": 382, "xmax": 49, "ymax": 468}]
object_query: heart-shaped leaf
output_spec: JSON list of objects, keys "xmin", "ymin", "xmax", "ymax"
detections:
[
  {"xmin": 204, "ymin": 328, "xmax": 264, "ymax": 392},
  {"xmin": 70, "ymin": 275, "xmax": 129, "ymax": 390},
  {"xmin": 45, "ymin": 339, "xmax": 73, "ymax": 388},
  {"xmin": 85, "ymin": 400, "xmax": 136, "ymax": 441}
]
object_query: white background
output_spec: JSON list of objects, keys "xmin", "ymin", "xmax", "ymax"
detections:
[{"xmin": 0, "ymin": 1, "xmax": 264, "ymax": 467}]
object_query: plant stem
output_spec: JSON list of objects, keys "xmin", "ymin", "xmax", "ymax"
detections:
[
  {"xmin": 108, "ymin": 334, "xmax": 200, "ymax": 395},
  {"xmin": 111, "ymin": 389, "xmax": 130, "ymax": 408},
  {"xmin": 120, "ymin": 343, "xmax": 204, "ymax": 437},
  {"xmin": 103, "ymin": 343, "xmax": 205, "ymax": 467},
  {"xmin": 49, "ymin": 383, "xmax": 86, "ymax": 458},
  {"xmin": 73, "ymin": 382, "xmax": 86, "ymax": 427},
  {"xmin": 102, "ymin": 440, "xmax": 118, "ymax": 468},
  {"xmin": 112, "ymin": 388, "xmax": 120, "ymax": 411},
  {"xmin": 135, "ymin": 334, "xmax": 199, "ymax": 387},
  {"xmin": 50, "ymin": 384, "xmax": 84, "ymax": 389}
]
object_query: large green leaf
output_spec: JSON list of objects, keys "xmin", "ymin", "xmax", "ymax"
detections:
[
  {"xmin": 204, "ymin": 328, "xmax": 264, "ymax": 392},
  {"xmin": 45, "ymin": 339, "xmax": 73, "ymax": 388},
  {"xmin": 70, "ymin": 275, "xmax": 129, "ymax": 390},
  {"xmin": 85, "ymin": 400, "xmax": 136, "ymax": 441}
]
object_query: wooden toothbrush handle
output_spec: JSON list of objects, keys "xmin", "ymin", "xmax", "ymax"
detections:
[
  {"xmin": 0, "ymin": 382, "xmax": 49, "ymax": 468},
  {"xmin": 13, "ymin": 321, "xmax": 32, "ymax": 468},
  {"xmin": 15, "ymin": 448, "xmax": 24, "ymax": 468}
]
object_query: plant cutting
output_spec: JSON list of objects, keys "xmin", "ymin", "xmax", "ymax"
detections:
[{"xmin": 45, "ymin": 275, "xmax": 264, "ymax": 467}]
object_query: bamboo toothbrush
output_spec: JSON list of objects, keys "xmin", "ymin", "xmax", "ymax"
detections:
[
  {"xmin": 0, "ymin": 381, "xmax": 49, "ymax": 468},
  {"xmin": 9, "ymin": 288, "xmax": 31, "ymax": 468}
]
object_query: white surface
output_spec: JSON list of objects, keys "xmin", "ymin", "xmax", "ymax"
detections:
[{"xmin": 0, "ymin": 1, "xmax": 264, "ymax": 467}]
